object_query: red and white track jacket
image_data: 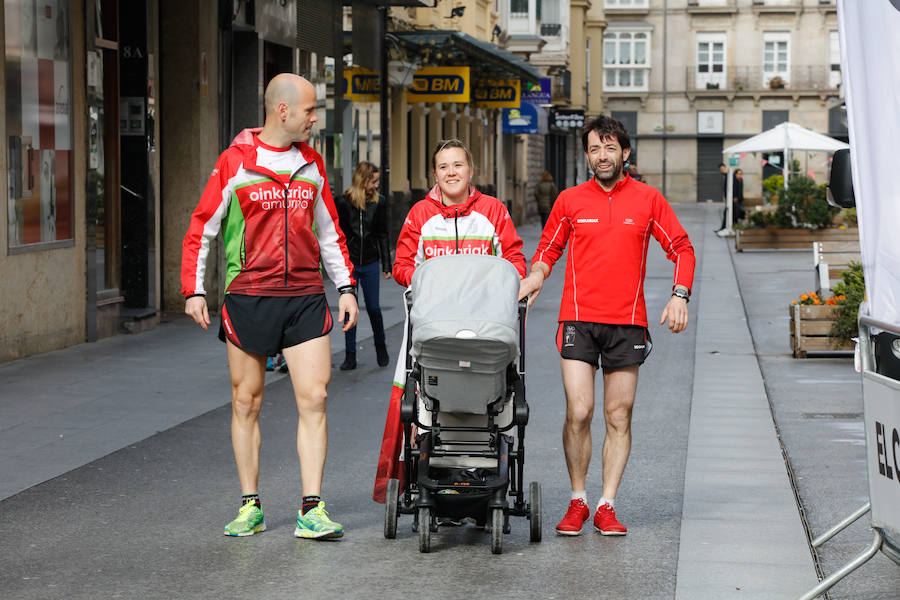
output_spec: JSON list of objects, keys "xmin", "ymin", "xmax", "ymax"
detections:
[
  {"xmin": 393, "ymin": 185, "xmax": 527, "ymax": 286},
  {"xmin": 533, "ymin": 174, "xmax": 695, "ymax": 327},
  {"xmin": 181, "ymin": 128, "xmax": 354, "ymax": 298}
]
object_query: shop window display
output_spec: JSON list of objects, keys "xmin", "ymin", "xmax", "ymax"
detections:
[{"xmin": 5, "ymin": 0, "xmax": 73, "ymax": 248}]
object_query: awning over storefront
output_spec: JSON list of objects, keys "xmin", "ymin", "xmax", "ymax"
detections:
[{"xmin": 392, "ymin": 30, "xmax": 542, "ymax": 85}]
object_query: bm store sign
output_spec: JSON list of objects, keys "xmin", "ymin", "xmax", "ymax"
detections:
[
  {"xmin": 473, "ymin": 79, "xmax": 520, "ymax": 109},
  {"xmin": 407, "ymin": 67, "xmax": 470, "ymax": 103},
  {"xmin": 343, "ymin": 67, "xmax": 380, "ymax": 102}
]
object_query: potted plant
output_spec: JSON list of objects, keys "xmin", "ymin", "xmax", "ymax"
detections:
[
  {"xmin": 774, "ymin": 175, "xmax": 839, "ymax": 229},
  {"xmin": 769, "ymin": 76, "xmax": 786, "ymax": 89},
  {"xmin": 829, "ymin": 262, "xmax": 865, "ymax": 347}
]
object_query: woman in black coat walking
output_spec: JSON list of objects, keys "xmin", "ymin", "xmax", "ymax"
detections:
[{"xmin": 335, "ymin": 162, "xmax": 392, "ymax": 370}]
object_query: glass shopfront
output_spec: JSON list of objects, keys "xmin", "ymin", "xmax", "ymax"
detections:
[{"xmin": 5, "ymin": 0, "xmax": 73, "ymax": 250}]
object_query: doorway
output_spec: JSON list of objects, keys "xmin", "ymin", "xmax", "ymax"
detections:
[
  {"xmin": 696, "ymin": 137, "xmax": 723, "ymax": 202},
  {"xmin": 119, "ymin": 0, "xmax": 155, "ymax": 312},
  {"xmin": 85, "ymin": 0, "xmax": 157, "ymax": 339}
]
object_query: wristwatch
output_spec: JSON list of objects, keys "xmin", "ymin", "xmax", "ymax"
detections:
[
  {"xmin": 672, "ymin": 287, "xmax": 690, "ymax": 302},
  {"xmin": 338, "ymin": 285, "xmax": 357, "ymax": 297}
]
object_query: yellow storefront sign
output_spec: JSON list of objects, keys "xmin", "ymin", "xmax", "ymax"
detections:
[
  {"xmin": 406, "ymin": 66, "xmax": 470, "ymax": 103},
  {"xmin": 343, "ymin": 67, "xmax": 380, "ymax": 102},
  {"xmin": 473, "ymin": 79, "xmax": 520, "ymax": 108}
]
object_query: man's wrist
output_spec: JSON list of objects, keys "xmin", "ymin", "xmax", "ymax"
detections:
[
  {"xmin": 529, "ymin": 264, "xmax": 548, "ymax": 280},
  {"xmin": 338, "ymin": 285, "xmax": 357, "ymax": 297},
  {"xmin": 672, "ymin": 286, "xmax": 690, "ymax": 302}
]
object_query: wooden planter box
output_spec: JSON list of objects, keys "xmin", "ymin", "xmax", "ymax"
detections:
[
  {"xmin": 736, "ymin": 227, "xmax": 858, "ymax": 251},
  {"xmin": 790, "ymin": 304, "xmax": 854, "ymax": 358}
]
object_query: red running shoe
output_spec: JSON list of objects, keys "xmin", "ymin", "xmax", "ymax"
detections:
[
  {"xmin": 593, "ymin": 503, "xmax": 627, "ymax": 535},
  {"xmin": 555, "ymin": 499, "xmax": 590, "ymax": 536}
]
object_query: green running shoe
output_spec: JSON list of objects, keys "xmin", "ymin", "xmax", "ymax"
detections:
[
  {"xmin": 294, "ymin": 501, "xmax": 343, "ymax": 539},
  {"xmin": 224, "ymin": 502, "xmax": 266, "ymax": 536}
]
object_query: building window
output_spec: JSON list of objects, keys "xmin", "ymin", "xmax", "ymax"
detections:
[
  {"xmin": 603, "ymin": 30, "xmax": 650, "ymax": 92},
  {"xmin": 541, "ymin": 0, "xmax": 560, "ymax": 26},
  {"xmin": 829, "ymin": 30, "xmax": 841, "ymax": 88},
  {"xmin": 5, "ymin": 0, "xmax": 74, "ymax": 249},
  {"xmin": 696, "ymin": 33, "xmax": 726, "ymax": 89},
  {"xmin": 511, "ymin": 0, "xmax": 529, "ymax": 15},
  {"xmin": 605, "ymin": 0, "xmax": 649, "ymax": 8},
  {"xmin": 763, "ymin": 32, "xmax": 790, "ymax": 88}
]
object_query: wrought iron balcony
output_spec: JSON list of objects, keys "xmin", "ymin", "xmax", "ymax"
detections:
[
  {"xmin": 684, "ymin": 65, "xmax": 838, "ymax": 93},
  {"xmin": 540, "ymin": 23, "xmax": 562, "ymax": 37}
]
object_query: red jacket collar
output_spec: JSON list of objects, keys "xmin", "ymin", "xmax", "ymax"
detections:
[
  {"xmin": 591, "ymin": 172, "xmax": 632, "ymax": 195},
  {"xmin": 229, "ymin": 127, "xmax": 317, "ymax": 179},
  {"xmin": 425, "ymin": 184, "xmax": 483, "ymax": 217}
]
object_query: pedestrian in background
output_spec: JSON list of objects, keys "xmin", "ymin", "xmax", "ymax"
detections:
[
  {"xmin": 182, "ymin": 73, "xmax": 358, "ymax": 540},
  {"xmin": 716, "ymin": 167, "xmax": 745, "ymax": 235},
  {"xmin": 335, "ymin": 161, "xmax": 392, "ymax": 370},
  {"xmin": 372, "ymin": 138, "xmax": 526, "ymax": 503},
  {"xmin": 719, "ymin": 162, "xmax": 728, "ymax": 201},
  {"xmin": 535, "ymin": 170, "xmax": 559, "ymax": 228},
  {"xmin": 519, "ymin": 115, "xmax": 695, "ymax": 537},
  {"xmin": 627, "ymin": 162, "xmax": 644, "ymax": 183}
]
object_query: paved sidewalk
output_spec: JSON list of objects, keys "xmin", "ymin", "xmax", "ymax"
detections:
[
  {"xmin": 674, "ymin": 210, "xmax": 817, "ymax": 598},
  {"xmin": 0, "ymin": 203, "xmax": 865, "ymax": 598}
]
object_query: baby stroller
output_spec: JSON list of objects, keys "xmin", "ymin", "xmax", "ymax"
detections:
[{"xmin": 382, "ymin": 254, "xmax": 542, "ymax": 554}]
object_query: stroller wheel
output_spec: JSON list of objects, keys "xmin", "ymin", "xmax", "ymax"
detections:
[
  {"xmin": 529, "ymin": 481, "xmax": 542, "ymax": 543},
  {"xmin": 418, "ymin": 507, "xmax": 432, "ymax": 553},
  {"xmin": 384, "ymin": 478, "xmax": 399, "ymax": 539},
  {"xmin": 491, "ymin": 507, "xmax": 504, "ymax": 555}
]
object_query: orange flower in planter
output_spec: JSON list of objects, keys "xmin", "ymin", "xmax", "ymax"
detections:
[{"xmin": 794, "ymin": 291, "xmax": 843, "ymax": 306}]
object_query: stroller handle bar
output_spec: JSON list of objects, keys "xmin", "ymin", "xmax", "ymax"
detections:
[{"xmin": 517, "ymin": 299, "xmax": 527, "ymax": 375}]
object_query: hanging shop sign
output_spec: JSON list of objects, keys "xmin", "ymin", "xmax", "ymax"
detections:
[
  {"xmin": 550, "ymin": 108, "xmax": 585, "ymax": 131},
  {"xmin": 522, "ymin": 77, "xmax": 552, "ymax": 105},
  {"xmin": 343, "ymin": 67, "xmax": 380, "ymax": 102},
  {"xmin": 502, "ymin": 102, "xmax": 548, "ymax": 135},
  {"xmin": 407, "ymin": 66, "xmax": 470, "ymax": 103},
  {"xmin": 473, "ymin": 78, "xmax": 520, "ymax": 108}
]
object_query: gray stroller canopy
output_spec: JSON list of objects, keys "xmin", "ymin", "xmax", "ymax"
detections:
[{"xmin": 409, "ymin": 254, "xmax": 520, "ymax": 371}]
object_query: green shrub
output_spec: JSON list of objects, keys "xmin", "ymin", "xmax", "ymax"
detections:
[
  {"xmin": 841, "ymin": 207, "xmax": 857, "ymax": 227},
  {"xmin": 748, "ymin": 209, "xmax": 777, "ymax": 228},
  {"xmin": 763, "ymin": 174, "xmax": 784, "ymax": 203},
  {"xmin": 829, "ymin": 262, "xmax": 865, "ymax": 346},
  {"xmin": 775, "ymin": 175, "xmax": 840, "ymax": 229}
]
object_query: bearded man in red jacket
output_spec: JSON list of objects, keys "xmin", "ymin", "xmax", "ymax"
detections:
[{"xmin": 518, "ymin": 115, "xmax": 696, "ymax": 537}]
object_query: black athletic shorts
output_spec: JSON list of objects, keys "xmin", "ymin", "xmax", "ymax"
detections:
[
  {"xmin": 218, "ymin": 293, "xmax": 333, "ymax": 356},
  {"xmin": 556, "ymin": 321, "xmax": 652, "ymax": 369}
]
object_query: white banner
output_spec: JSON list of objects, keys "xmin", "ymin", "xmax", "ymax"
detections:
[
  {"xmin": 838, "ymin": 1, "xmax": 900, "ymax": 327},
  {"xmin": 863, "ymin": 371, "xmax": 900, "ymax": 539}
]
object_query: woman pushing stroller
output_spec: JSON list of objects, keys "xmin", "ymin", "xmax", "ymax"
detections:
[{"xmin": 373, "ymin": 139, "xmax": 527, "ymax": 503}]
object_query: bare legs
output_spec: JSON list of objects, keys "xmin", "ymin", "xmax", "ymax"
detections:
[
  {"xmin": 282, "ymin": 335, "xmax": 331, "ymax": 497},
  {"xmin": 561, "ymin": 359, "xmax": 639, "ymax": 499},
  {"xmin": 227, "ymin": 334, "xmax": 332, "ymax": 497},
  {"xmin": 227, "ymin": 341, "xmax": 266, "ymax": 494}
]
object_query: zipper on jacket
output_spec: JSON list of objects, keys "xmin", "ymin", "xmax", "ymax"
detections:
[
  {"xmin": 240, "ymin": 229, "xmax": 247, "ymax": 269},
  {"xmin": 454, "ymin": 207, "xmax": 460, "ymax": 253},
  {"xmin": 283, "ymin": 181, "xmax": 290, "ymax": 286}
]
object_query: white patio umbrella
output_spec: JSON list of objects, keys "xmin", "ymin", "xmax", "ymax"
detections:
[{"xmin": 717, "ymin": 122, "xmax": 849, "ymax": 236}]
